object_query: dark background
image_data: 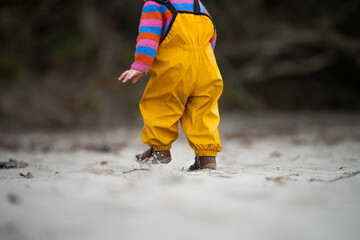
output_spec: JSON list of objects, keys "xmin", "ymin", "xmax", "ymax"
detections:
[{"xmin": 1, "ymin": 0, "xmax": 359, "ymax": 129}]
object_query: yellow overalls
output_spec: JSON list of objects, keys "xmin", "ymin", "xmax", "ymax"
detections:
[{"xmin": 140, "ymin": 0, "xmax": 223, "ymax": 157}]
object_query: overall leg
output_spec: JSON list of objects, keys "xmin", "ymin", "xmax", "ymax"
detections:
[
  {"xmin": 140, "ymin": 64, "xmax": 187, "ymax": 151},
  {"xmin": 180, "ymin": 62, "xmax": 223, "ymax": 157}
]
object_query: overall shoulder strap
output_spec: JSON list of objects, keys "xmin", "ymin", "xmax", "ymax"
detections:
[
  {"xmin": 146, "ymin": 0, "xmax": 177, "ymax": 14},
  {"xmin": 194, "ymin": 0, "xmax": 201, "ymax": 13}
]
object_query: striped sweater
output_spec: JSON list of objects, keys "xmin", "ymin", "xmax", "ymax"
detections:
[{"xmin": 131, "ymin": 0, "xmax": 217, "ymax": 73}]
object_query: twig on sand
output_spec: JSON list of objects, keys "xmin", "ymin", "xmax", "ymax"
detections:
[
  {"xmin": 307, "ymin": 171, "xmax": 360, "ymax": 183},
  {"xmin": 329, "ymin": 171, "xmax": 360, "ymax": 183},
  {"xmin": 123, "ymin": 168, "xmax": 151, "ymax": 174}
]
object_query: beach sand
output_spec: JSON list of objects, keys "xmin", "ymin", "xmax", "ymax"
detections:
[{"xmin": 1, "ymin": 112, "xmax": 359, "ymax": 240}]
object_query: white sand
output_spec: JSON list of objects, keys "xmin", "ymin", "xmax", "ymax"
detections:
[{"xmin": 0, "ymin": 112, "xmax": 359, "ymax": 240}]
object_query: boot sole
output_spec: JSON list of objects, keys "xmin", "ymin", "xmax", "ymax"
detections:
[
  {"xmin": 188, "ymin": 163, "xmax": 216, "ymax": 171},
  {"xmin": 203, "ymin": 163, "xmax": 216, "ymax": 170}
]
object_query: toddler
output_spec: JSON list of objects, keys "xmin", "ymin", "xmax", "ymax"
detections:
[{"xmin": 118, "ymin": 0, "xmax": 223, "ymax": 170}]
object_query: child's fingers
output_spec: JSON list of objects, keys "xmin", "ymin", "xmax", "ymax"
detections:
[
  {"xmin": 132, "ymin": 71, "xmax": 145, "ymax": 84},
  {"xmin": 118, "ymin": 72, "xmax": 127, "ymax": 81},
  {"xmin": 119, "ymin": 69, "xmax": 144, "ymax": 84},
  {"xmin": 123, "ymin": 71, "xmax": 135, "ymax": 83},
  {"xmin": 132, "ymin": 75, "xmax": 141, "ymax": 84},
  {"xmin": 118, "ymin": 70, "xmax": 130, "ymax": 82}
]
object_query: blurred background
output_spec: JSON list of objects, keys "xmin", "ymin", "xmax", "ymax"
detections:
[{"xmin": 1, "ymin": 0, "xmax": 359, "ymax": 129}]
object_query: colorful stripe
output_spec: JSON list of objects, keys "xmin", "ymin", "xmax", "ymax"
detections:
[
  {"xmin": 137, "ymin": 39, "xmax": 160, "ymax": 51},
  {"xmin": 131, "ymin": 0, "xmax": 217, "ymax": 73}
]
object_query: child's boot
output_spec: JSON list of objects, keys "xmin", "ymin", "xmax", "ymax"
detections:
[
  {"xmin": 189, "ymin": 156, "xmax": 216, "ymax": 171},
  {"xmin": 136, "ymin": 148, "xmax": 172, "ymax": 164}
]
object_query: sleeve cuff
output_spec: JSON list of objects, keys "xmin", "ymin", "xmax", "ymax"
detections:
[{"xmin": 131, "ymin": 62, "xmax": 151, "ymax": 74}]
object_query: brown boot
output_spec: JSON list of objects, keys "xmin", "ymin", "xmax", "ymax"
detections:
[
  {"xmin": 136, "ymin": 148, "xmax": 172, "ymax": 164},
  {"xmin": 189, "ymin": 156, "xmax": 216, "ymax": 171}
]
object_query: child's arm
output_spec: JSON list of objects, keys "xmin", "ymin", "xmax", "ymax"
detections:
[
  {"xmin": 131, "ymin": 1, "xmax": 164, "ymax": 74},
  {"xmin": 119, "ymin": 1, "xmax": 164, "ymax": 83}
]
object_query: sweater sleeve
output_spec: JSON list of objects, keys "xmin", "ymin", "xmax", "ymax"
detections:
[
  {"xmin": 131, "ymin": 1, "xmax": 164, "ymax": 73},
  {"xmin": 210, "ymin": 29, "xmax": 217, "ymax": 50},
  {"xmin": 205, "ymin": 8, "xmax": 217, "ymax": 50}
]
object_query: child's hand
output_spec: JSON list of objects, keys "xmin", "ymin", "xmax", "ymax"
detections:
[{"xmin": 118, "ymin": 69, "xmax": 145, "ymax": 84}]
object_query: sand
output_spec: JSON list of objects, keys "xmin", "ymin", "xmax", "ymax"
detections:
[{"xmin": 1, "ymin": 112, "xmax": 360, "ymax": 240}]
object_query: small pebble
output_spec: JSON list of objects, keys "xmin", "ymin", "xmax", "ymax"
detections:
[{"xmin": 26, "ymin": 172, "xmax": 34, "ymax": 178}]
